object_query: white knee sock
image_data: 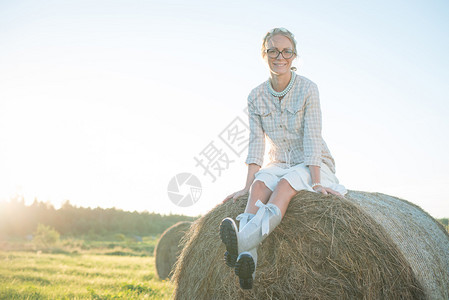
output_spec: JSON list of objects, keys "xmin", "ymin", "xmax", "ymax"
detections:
[
  {"xmin": 237, "ymin": 200, "xmax": 282, "ymax": 254},
  {"xmin": 236, "ymin": 212, "xmax": 255, "ymax": 231}
]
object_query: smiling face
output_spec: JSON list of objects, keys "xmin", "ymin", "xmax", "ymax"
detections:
[{"xmin": 263, "ymin": 34, "xmax": 296, "ymax": 76}]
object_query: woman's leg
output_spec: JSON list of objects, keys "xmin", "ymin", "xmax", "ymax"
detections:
[
  {"xmin": 230, "ymin": 179, "xmax": 295, "ymax": 255},
  {"xmin": 220, "ymin": 180, "xmax": 273, "ymax": 269},
  {"xmin": 267, "ymin": 178, "xmax": 298, "ymax": 217},
  {"xmin": 238, "ymin": 178, "xmax": 296, "ymax": 250},
  {"xmin": 244, "ymin": 180, "xmax": 273, "ymax": 215},
  {"xmin": 232, "ymin": 179, "xmax": 293, "ymax": 290}
]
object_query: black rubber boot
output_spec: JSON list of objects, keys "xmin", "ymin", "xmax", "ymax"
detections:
[
  {"xmin": 234, "ymin": 253, "xmax": 256, "ymax": 289},
  {"xmin": 219, "ymin": 218, "xmax": 238, "ymax": 267}
]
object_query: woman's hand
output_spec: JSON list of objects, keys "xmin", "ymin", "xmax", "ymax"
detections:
[
  {"xmin": 313, "ymin": 185, "xmax": 344, "ymax": 198},
  {"xmin": 222, "ymin": 188, "xmax": 249, "ymax": 203}
]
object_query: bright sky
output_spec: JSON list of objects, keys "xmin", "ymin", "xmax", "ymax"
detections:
[{"xmin": 0, "ymin": 0, "xmax": 448, "ymax": 218}]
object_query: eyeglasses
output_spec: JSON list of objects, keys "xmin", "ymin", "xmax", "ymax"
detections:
[{"xmin": 265, "ymin": 48, "xmax": 296, "ymax": 59}]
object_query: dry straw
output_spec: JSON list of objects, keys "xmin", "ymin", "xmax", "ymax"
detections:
[
  {"xmin": 154, "ymin": 221, "xmax": 192, "ymax": 280},
  {"xmin": 172, "ymin": 190, "xmax": 449, "ymax": 299}
]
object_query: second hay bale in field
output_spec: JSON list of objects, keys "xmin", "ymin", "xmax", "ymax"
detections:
[
  {"xmin": 154, "ymin": 221, "xmax": 192, "ymax": 280},
  {"xmin": 171, "ymin": 190, "xmax": 449, "ymax": 299}
]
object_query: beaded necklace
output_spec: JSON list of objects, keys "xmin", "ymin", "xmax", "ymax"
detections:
[{"xmin": 267, "ymin": 71, "xmax": 296, "ymax": 98}]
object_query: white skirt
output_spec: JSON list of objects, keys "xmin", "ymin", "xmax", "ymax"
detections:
[{"xmin": 253, "ymin": 162, "xmax": 347, "ymax": 195}]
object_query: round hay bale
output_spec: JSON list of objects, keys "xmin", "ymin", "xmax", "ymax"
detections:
[
  {"xmin": 171, "ymin": 190, "xmax": 449, "ymax": 299},
  {"xmin": 154, "ymin": 221, "xmax": 192, "ymax": 280}
]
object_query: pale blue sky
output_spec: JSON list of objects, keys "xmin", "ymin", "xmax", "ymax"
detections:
[{"xmin": 0, "ymin": 0, "xmax": 448, "ymax": 217}]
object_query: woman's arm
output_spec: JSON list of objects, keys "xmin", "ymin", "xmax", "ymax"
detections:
[
  {"xmin": 309, "ymin": 165, "xmax": 321, "ymax": 187},
  {"xmin": 303, "ymin": 82, "xmax": 323, "ymax": 167},
  {"xmin": 243, "ymin": 95, "xmax": 264, "ymax": 191},
  {"xmin": 223, "ymin": 93, "xmax": 265, "ymax": 203},
  {"xmin": 244, "ymin": 163, "xmax": 261, "ymax": 191},
  {"xmin": 309, "ymin": 165, "xmax": 343, "ymax": 197},
  {"xmin": 303, "ymin": 83, "xmax": 342, "ymax": 197},
  {"xmin": 245, "ymin": 95, "xmax": 265, "ymax": 167}
]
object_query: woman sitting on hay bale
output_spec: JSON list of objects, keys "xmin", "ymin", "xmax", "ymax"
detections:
[{"xmin": 220, "ymin": 27, "xmax": 347, "ymax": 290}]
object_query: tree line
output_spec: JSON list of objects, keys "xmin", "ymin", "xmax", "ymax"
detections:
[
  {"xmin": 0, "ymin": 197, "xmax": 198, "ymax": 239},
  {"xmin": 1, "ymin": 198, "xmax": 447, "ymax": 239}
]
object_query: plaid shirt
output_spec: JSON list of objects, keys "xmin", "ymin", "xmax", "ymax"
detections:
[{"xmin": 245, "ymin": 73, "xmax": 337, "ymax": 173}]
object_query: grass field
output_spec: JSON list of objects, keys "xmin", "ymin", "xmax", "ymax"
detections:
[{"xmin": 0, "ymin": 251, "xmax": 174, "ymax": 299}]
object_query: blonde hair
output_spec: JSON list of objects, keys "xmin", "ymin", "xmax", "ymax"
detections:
[{"xmin": 261, "ymin": 27, "xmax": 298, "ymax": 71}]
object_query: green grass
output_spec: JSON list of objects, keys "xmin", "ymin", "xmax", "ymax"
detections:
[
  {"xmin": 1, "ymin": 235, "xmax": 160, "ymax": 257},
  {"xmin": 0, "ymin": 251, "xmax": 174, "ymax": 299}
]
